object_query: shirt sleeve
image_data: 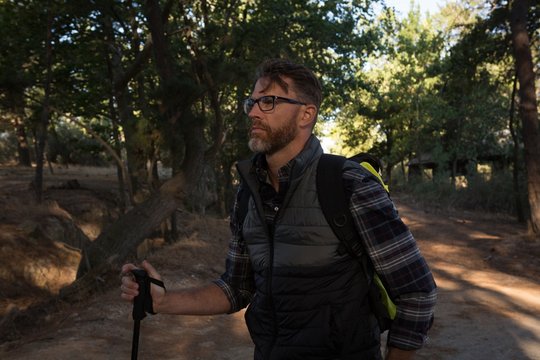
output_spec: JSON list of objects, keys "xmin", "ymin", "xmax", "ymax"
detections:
[
  {"xmin": 343, "ymin": 164, "xmax": 437, "ymax": 350},
  {"xmin": 213, "ymin": 183, "xmax": 255, "ymax": 313}
]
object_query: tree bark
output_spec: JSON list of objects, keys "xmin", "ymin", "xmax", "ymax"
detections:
[
  {"xmin": 145, "ymin": 0, "xmax": 205, "ymax": 184},
  {"xmin": 13, "ymin": 115, "xmax": 32, "ymax": 167},
  {"xmin": 102, "ymin": 9, "xmax": 148, "ymax": 200},
  {"xmin": 510, "ymin": 0, "xmax": 540, "ymax": 235},
  {"xmin": 508, "ymin": 72, "xmax": 525, "ymax": 223},
  {"xmin": 60, "ymin": 171, "xmax": 190, "ymax": 300},
  {"xmin": 7, "ymin": 85, "xmax": 32, "ymax": 166},
  {"xmin": 71, "ymin": 170, "xmax": 189, "ymax": 272},
  {"xmin": 34, "ymin": 5, "xmax": 54, "ymax": 203}
]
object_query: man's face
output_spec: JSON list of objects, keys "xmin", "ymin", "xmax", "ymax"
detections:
[{"xmin": 246, "ymin": 77, "xmax": 304, "ymax": 155}]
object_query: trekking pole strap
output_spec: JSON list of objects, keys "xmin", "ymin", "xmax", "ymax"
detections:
[{"xmin": 131, "ymin": 269, "xmax": 165, "ymax": 319}]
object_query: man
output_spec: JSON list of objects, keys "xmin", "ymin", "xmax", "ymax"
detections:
[{"xmin": 121, "ymin": 58, "xmax": 436, "ymax": 359}]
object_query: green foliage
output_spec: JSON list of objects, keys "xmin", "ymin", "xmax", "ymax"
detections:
[
  {"xmin": 0, "ymin": 131, "xmax": 18, "ymax": 163},
  {"xmin": 396, "ymin": 171, "xmax": 527, "ymax": 217},
  {"xmin": 0, "ymin": 0, "xmax": 538, "ymax": 218},
  {"xmin": 48, "ymin": 120, "xmax": 109, "ymax": 166},
  {"xmin": 333, "ymin": 5, "xmax": 446, "ymax": 170},
  {"xmin": 330, "ymin": 0, "xmax": 538, "ymax": 205}
]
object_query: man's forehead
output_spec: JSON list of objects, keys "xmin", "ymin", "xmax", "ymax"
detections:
[{"xmin": 253, "ymin": 76, "xmax": 291, "ymax": 95}]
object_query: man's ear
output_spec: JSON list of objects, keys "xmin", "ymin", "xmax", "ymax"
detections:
[{"xmin": 299, "ymin": 104, "xmax": 318, "ymax": 129}]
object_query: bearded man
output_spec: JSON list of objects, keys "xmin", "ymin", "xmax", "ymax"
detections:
[{"xmin": 121, "ymin": 58, "xmax": 436, "ymax": 360}]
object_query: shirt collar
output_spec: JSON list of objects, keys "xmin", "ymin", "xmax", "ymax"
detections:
[{"xmin": 253, "ymin": 153, "xmax": 294, "ymax": 185}]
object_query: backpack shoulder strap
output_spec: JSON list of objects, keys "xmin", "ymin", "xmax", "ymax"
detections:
[{"xmin": 316, "ymin": 154, "xmax": 365, "ymax": 257}]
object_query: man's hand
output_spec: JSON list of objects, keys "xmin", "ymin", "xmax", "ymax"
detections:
[
  {"xmin": 385, "ymin": 347, "xmax": 415, "ymax": 360},
  {"xmin": 120, "ymin": 260, "xmax": 166, "ymax": 311}
]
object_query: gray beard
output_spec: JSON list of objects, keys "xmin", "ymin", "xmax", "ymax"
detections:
[{"xmin": 248, "ymin": 119, "xmax": 298, "ymax": 155}]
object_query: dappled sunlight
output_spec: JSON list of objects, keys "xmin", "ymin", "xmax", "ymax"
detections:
[
  {"xmin": 396, "ymin": 197, "xmax": 540, "ymax": 359},
  {"xmin": 468, "ymin": 275, "xmax": 540, "ymax": 308},
  {"xmin": 467, "ymin": 231, "xmax": 502, "ymax": 240},
  {"xmin": 23, "ymin": 244, "xmax": 79, "ymax": 292},
  {"xmin": 427, "ymin": 259, "xmax": 540, "ymax": 359},
  {"xmin": 434, "ymin": 260, "xmax": 540, "ymax": 313},
  {"xmin": 504, "ymin": 316, "xmax": 540, "ymax": 360},
  {"xmin": 519, "ymin": 336, "xmax": 540, "ymax": 360},
  {"xmin": 432, "ymin": 275, "xmax": 462, "ymax": 291},
  {"xmin": 0, "ymin": 230, "xmax": 81, "ymax": 311},
  {"xmin": 78, "ymin": 223, "xmax": 103, "ymax": 241}
]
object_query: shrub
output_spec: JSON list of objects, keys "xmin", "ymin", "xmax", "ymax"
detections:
[
  {"xmin": 394, "ymin": 171, "xmax": 527, "ymax": 218},
  {"xmin": 0, "ymin": 132, "xmax": 18, "ymax": 164}
]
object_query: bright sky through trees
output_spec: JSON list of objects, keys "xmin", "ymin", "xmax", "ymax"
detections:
[
  {"xmin": 383, "ymin": 0, "xmax": 447, "ymax": 18},
  {"xmin": 321, "ymin": 0, "xmax": 448, "ymax": 153}
]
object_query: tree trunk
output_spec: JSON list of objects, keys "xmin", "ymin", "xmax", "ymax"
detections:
[
  {"xmin": 107, "ymin": 88, "xmax": 130, "ymax": 212},
  {"xmin": 508, "ymin": 72, "xmax": 525, "ymax": 223},
  {"xmin": 101, "ymin": 3, "xmax": 152, "ymax": 203},
  {"xmin": 145, "ymin": 0, "xmax": 205, "ymax": 191},
  {"xmin": 34, "ymin": 6, "xmax": 54, "ymax": 203},
  {"xmin": 14, "ymin": 116, "xmax": 32, "ymax": 167},
  {"xmin": 8, "ymin": 86, "xmax": 32, "ymax": 166},
  {"xmin": 110, "ymin": 42, "xmax": 147, "ymax": 200},
  {"xmin": 60, "ymin": 171, "xmax": 191, "ymax": 300},
  {"xmin": 510, "ymin": 0, "xmax": 540, "ymax": 235}
]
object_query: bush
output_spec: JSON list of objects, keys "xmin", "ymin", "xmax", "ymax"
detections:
[
  {"xmin": 0, "ymin": 132, "xmax": 18, "ymax": 164},
  {"xmin": 394, "ymin": 171, "xmax": 527, "ymax": 217},
  {"xmin": 48, "ymin": 122, "xmax": 110, "ymax": 166}
]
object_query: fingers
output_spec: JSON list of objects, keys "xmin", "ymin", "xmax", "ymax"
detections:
[
  {"xmin": 120, "ymin": 263, "xmax": 140, "ymax": 301},
  {"xmin": 120, "ymin": 261, "xmax": 164, "ymax": 303},
  {"xmin": 141, "ymin": 260, "xmax": 161, "ymax": 281},
  {"xmin": 121, "ymin": 263, "xmax": 139, "ymax": 276}
]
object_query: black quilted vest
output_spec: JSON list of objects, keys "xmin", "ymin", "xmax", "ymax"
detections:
[{"xmin": 237, "ymin": 137, "xmax": 381, "ymax": 360}]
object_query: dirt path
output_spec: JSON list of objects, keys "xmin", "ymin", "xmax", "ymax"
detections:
[
  {"xmin": 398, "ymin": 202, "xmax": 540, "ymax": 360},
  {"xmin": 0, "ymin": 166, "xmax": 539, "ymax": 359}
]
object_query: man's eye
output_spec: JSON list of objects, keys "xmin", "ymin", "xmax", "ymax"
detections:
[{"xmin": 260, "ymin": 97, "xmax": 274, "ymax": 105}]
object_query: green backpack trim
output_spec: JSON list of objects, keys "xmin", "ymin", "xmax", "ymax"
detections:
[
  {"xmin": 359, "ymin": 161, "xmax": 390, "ymax": 193},
  {"xmin": 374, "ymin": 273, "xmax": 397, "ymax": 320}
]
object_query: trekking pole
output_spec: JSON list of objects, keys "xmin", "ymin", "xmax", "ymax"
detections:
[{"xmin": 131, "ymin": 269, "xmax": 149, "ymax": 360}]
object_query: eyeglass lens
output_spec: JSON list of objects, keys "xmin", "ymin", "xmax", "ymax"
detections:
[{"xmin": 244, "ymin": 96, "xmax": 275, "ymax": 115}]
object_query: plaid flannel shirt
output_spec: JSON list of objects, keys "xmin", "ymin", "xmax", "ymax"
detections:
[{"xmin": 214, "ymin": 153, "xmax": 436, "ymax": 350}]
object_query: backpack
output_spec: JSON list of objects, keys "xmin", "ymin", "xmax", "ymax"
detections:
[
  {"xmin": 317, "ymin": 153, "xmax": 396, "ymax": 332},
  {"xmin": 236, "ymin": 152, "xmax": 396, "ymax": 332}
]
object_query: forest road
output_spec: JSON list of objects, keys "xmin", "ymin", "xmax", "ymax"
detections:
[{"xmin": 0, "ymin": 167, "xmax": 538, "ymax": 360}]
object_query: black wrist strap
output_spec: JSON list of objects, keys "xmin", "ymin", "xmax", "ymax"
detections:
[
  {"xmin": 148, "ymin": 277, "xmax": 165, "ymax": 290},
  {"xmin": 132, "ymin": 270, "xmax": 166, "ymax": 318},
  {"xmin": 146, "ymin": 276, "xmax": 165, "ymax": 315}
]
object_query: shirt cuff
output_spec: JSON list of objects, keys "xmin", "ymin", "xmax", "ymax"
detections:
[
  {"xmin": 387, "ymin": 327, "xmax": 429, "ymax": 350},
  {"xmin": 213, "ymin": 278, "xmax": 239, "ymax": 314}
]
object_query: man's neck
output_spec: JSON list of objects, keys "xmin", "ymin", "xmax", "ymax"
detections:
[
  {"xmin": 262, "ymin": 133, "xmax": 312, "ymax": 190},
  {"xmin": 265, "ymin": 140, "xmax": 305, "ymax": 183},
  {"xmin": 262, "ymin": 154, "xmax": 292, "ymax": 191}
]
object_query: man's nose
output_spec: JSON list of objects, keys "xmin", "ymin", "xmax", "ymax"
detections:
[{"xmin": 247, "ymin": 103, "xmax": 262, "ymax": 118}]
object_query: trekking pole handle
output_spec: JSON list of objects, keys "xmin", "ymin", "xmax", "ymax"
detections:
[{"xmin": 131, "ymin": 269, "xmax": 149, "ymax": 321}]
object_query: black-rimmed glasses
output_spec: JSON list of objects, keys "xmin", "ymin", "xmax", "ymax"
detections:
[{"xmin": 243, "ymin": 95, "xmax": 306, "ymax": 115}]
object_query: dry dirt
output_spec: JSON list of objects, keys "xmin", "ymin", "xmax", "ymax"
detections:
[{"xmin": 0, "ymin": 165, "xmax": 539, "ymax": 360}]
